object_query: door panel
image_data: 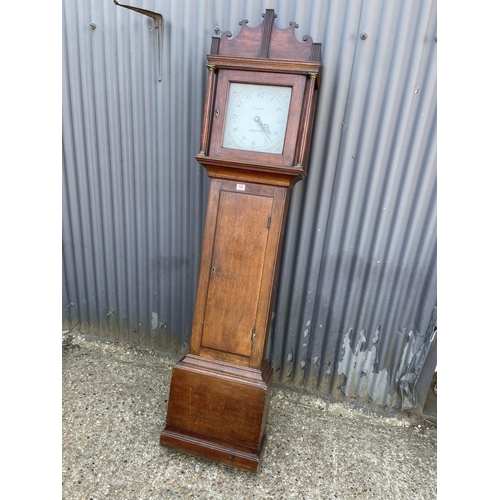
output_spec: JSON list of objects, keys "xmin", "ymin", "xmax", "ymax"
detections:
[{"xmin": 201, "ymin": 189, "xmax": 273, "ymax": 358}]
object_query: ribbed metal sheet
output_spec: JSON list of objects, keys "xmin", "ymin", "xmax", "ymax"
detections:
[{"xmin": 62, "ymin": 0, "xmax": 437, "ymax": 410}]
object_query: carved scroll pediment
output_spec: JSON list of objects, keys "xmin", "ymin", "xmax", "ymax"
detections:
[{"xmin": 216, "ymin": 9, "xmax": 320, "ymax": 62}]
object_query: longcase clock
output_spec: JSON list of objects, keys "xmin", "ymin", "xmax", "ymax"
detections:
[{"xmin": 160, "ymin": 9, "xmax": 322, "ymax": 472}]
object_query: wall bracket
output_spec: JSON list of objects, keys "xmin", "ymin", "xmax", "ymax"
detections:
[{"xmin": 114, "ymin": 0, "xmax": 164, "ymax": 82}]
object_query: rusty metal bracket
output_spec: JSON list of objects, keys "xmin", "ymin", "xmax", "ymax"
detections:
[{"xmin": 114, "ymin": 0, "xmax": 164, "ymax": 82}]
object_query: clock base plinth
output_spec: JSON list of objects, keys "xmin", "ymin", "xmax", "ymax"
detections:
[
  {"xmin": 160, "ymin": 354, "xmax": 273, "ymax": 472},
  {"xmin": 160, "ymin": 425, "xmax": 268, "ymax": 472}
]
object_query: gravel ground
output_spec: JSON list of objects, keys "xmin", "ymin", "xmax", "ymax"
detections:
[{"xmin": 62, "ymin": 332, "xmax": 437, "ymax": 499}]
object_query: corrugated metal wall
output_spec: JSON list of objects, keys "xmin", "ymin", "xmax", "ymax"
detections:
[{"xmin": 62, "ymin": 0, "xmax": 437, "ymax": 410}]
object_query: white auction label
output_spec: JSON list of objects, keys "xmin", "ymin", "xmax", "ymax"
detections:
[{"xmin": 236, "ymin": 184, "xmax": 246, "ymax": 191}]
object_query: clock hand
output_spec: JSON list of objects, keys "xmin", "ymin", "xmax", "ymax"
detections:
[{"xmin": 254, "ymin": 116, "xmax": 272, "ymax": 139}]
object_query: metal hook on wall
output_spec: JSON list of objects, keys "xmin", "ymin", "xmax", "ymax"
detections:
[{"xmin": 114, "ymin": 0, "xmax": 164, "ymax": 82}]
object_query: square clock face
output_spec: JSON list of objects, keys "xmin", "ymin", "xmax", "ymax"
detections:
[{"xmin": 222, "ymin": 83, "xmax": 292, "ymax": 155}]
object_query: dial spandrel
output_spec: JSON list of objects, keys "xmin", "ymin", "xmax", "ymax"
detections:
[{"xmin": 222, "ymin": 83, "xmax": 292, "ymax": 154}]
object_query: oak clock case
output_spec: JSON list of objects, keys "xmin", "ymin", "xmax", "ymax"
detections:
[{"xmin": 160, "ymin": 9, "xmax": 322, "ymax": 473}]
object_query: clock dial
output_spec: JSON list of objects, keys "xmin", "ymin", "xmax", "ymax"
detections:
[{"xmin": 222, "ymin": 83, "xmax": 292, "ymax": 154}]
